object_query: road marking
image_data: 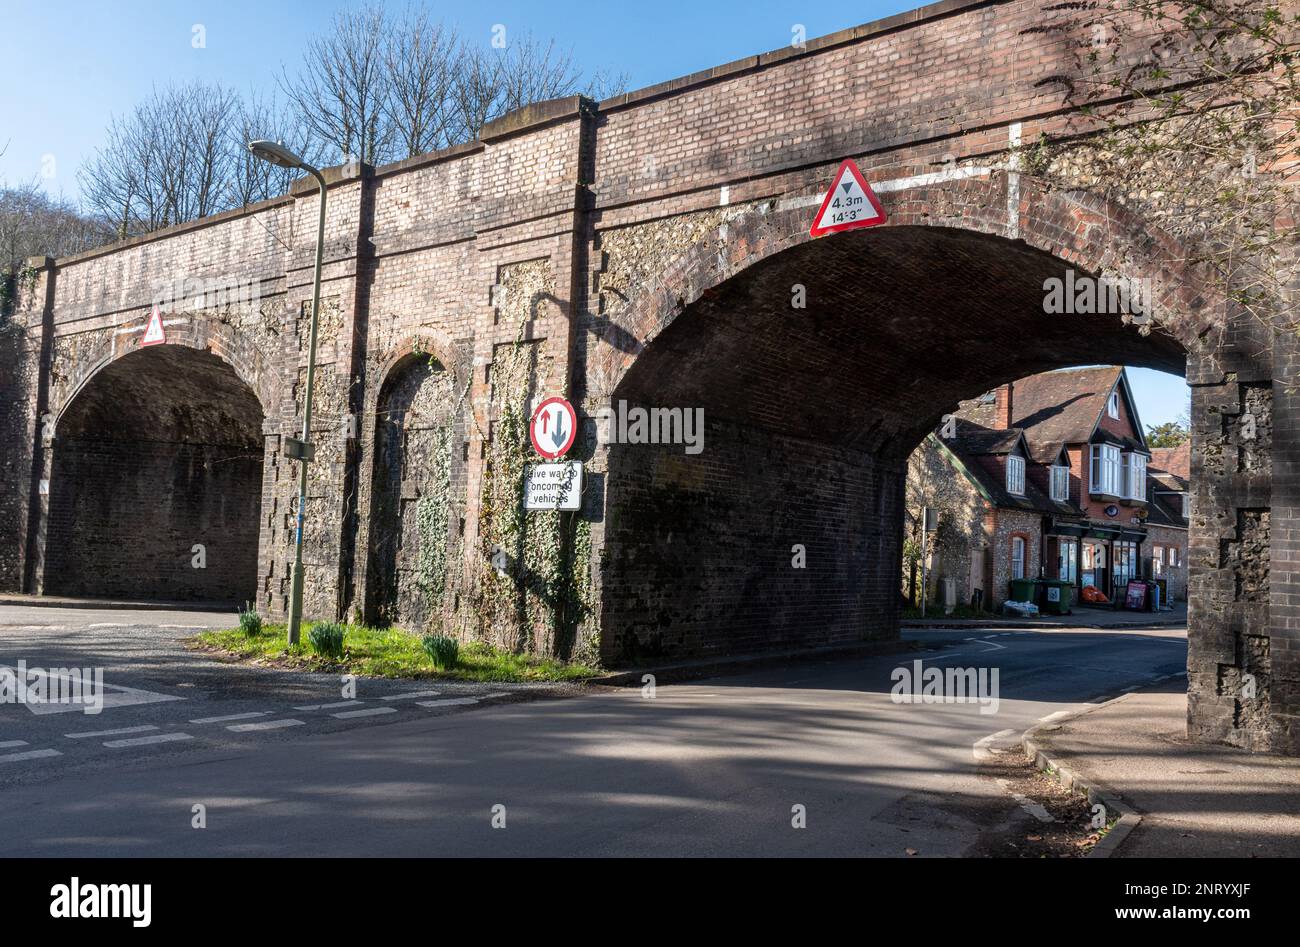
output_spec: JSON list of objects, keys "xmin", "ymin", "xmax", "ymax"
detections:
[
  {"xmin": 103, "ymin": 732, "xmax": 194, "ymax": 749},
  {"xmin": 331, "ymin": 707, "xmax": 397, "ymax": 719},
  {"xmin": 227, "ymin": 718, "xmax": 305, "ymax": 732},
  {"xmin": 66, "ymin": 724, "xmax": 158, "ymax": 739},
  {"xmin": 0, "ymin": 739, "xmax": 30, "ymax": 749},
  {"xmin": 189, "ymin": 711, "xmax": 270, "ymax": 724},
  {"xmin": 996, "ymin": 778, "xmax": 1056, "ymax": 823},
  {"xmin": 294, "ymin": 700, "xmax": 367, "ymax": 711},
  {"xmin": 972, "ymin": 729, "xmax": 1017, "ymax": 762},
  {"xmin": 380, "ymin": 690, "xmax": 441, "ymax": 701},
  {"xmin": 0, "ymin": 748, "xmax": 61, "ymax": 763},
  {"xmin": 416, "ymin": 697, "xmax": 480, "ymax": 708},
  {"xmin": 0, "ymin": 665, "xmax": 186, "ymax": 716}
]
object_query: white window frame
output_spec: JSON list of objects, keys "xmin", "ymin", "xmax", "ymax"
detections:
[
  {"xmin": 1050, "ymin": 464, "xmax": 1069, "ymax": 502},
  {"xmin": 1122, "ymin": 452, "xmax": 1147, "ymax": 501},
  {"xmin": 1011, "ymin": 536, "xmax": 1026, "ymax": 580},
  {"xmin": 1182, "ymin": 494, "xmax": 1191, "ymax": 518},
  {"xmin": 1090, "ymin": 444, "xmax": 1122, "ymax": 495},
  {"xmin": 1107, "ymin": 390, "xmax": 1120, "ymax": 419},
  {"xmin": 1006, "ymin": 455, "xmax": 1026, "ymax": 496},
  {"xmin": 1168, "ymin": 546, "xmax": 1180, "ymax": 568},
  {"xmin": 1153, "ymin": 545, "xmax": 1165, "ymax": 576}
]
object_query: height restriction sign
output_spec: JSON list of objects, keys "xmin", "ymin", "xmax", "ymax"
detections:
[
  {"xmin": 529, "ymin": 396, "xmax": 578, "ymax": 459},
  {"xmin": 809, "ymin": 158, "xmax": 887, "ymax": 237}
]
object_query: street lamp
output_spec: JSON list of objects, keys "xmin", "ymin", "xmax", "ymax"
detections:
[{"xmin": 248, "ymin": 139, "xmax": 326, "ymax": 647}]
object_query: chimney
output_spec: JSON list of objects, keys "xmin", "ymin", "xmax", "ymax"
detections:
[{"xmin": 994, "ymin": 383, "xmax": 1014, "ymax": 430}]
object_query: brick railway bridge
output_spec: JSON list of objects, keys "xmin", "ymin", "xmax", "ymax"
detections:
[{"xmin": 1, "ymin": 0, "xmax": 1294, "ymax": 752}]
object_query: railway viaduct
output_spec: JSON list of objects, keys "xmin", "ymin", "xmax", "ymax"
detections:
[{"xmin": 0, "ymin": 0, "xmax": 1294, "ymax": 752}]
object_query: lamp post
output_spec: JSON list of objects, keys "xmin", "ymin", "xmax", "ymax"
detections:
[{"xmin": 248, "ymin": 140, "xmax": 326, "ymax": 646}]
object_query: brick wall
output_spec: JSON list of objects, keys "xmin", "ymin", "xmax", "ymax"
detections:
[
  {"xmin": 599, "ymin": 417, "xmax": 903, "ymax": 664},
  {"xmin": 44, "ymin": 438, "xmax": 261, "ymax": 601}
]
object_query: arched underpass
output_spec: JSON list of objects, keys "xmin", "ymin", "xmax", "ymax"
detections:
[
  {"xmin": 43, "ymin": 345, "xmax": 265, "ymax": 603},
  {"xmin": 599, "ymin": 224, "xmax": 1190, "ymax": 665}
]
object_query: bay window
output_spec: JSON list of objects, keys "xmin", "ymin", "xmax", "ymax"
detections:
[
  {"xmin": 1090, "ymin": 444, "xmax": 1122, "ymax": 495},
  {"xmin": 1123, "ymin": 452, "xmax": 1147, "ymax": 501}
]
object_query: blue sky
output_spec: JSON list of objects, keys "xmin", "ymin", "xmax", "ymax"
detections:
[{"xmin": 0, "ymin": 0, "xmax": 1189, "ymax": 426}]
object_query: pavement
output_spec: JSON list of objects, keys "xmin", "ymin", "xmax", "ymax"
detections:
[
  {"xmin": 903, "ymin": 601, "xmax": 1188, "ymax": 631},
  {"xmin": 1029, "ymin": 687, "xmax": 1300, "ymax": 857},
  {"xmin": 0, "ymin": 600, "xmax": 1192, "ymax": 856}
]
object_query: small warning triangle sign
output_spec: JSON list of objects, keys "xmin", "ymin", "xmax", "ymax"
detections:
[
  {"xmin": 809, "ymin": 158, "xmax": 887, "ymax": 237},
  {"xmin": 141, "ymin": 304, "xmax": 166, "ymax": 346}
]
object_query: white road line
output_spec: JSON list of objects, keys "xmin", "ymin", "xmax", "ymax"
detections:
[
  {"xmin": 227, "ymin": 718, "xmax": 305, "ymax": 732},
  {"xmin": 103, "ymin": 732, "xmax": 194, "ymax": 749},
  {"xmin": 294, "ymin": 700, "xmax": 367, "ymax": 711},
  {"xmin": 189, "ymin": 711, "xmax": 270, "ymax": 724},
  {"xmin": 1038, "ymin": 711, "xmax": 1072, "ymax": 724},
  {"xmin": 0, "ymin": 739, "xmax": 30, "ymax": 749},
  {"xmin": 972, "ymin": 728, "xmax": 1018, "ymax": 762},
  {"xmin": 0, "ymin": 748, "xmax": 61, "ymax": 763},
  {"xmin": 996, "ymin": 778, "xmax": 1056, "ymax": 823},
  {"xmin": 379, "ymin": 690, "xmax": 441, "ymax": 701},
  {"xmin": 331, "ymin": 707, "xmax": 397, "ymax": 719},
  {"xmin": 65, "ymin": 724, "xmax": 158, "ymax": 739},
  {"xmin": 416, "ymin": 697, "xmax": 480, "ymax": 708}
]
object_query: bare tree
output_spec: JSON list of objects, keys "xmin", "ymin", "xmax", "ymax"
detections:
[
  {"xmin": 228, "ymin": 91, "xmax": 320, "ymax": 206},
  {"xmin": 1024, "ymin": 0, "xmax": 1299, "ymax": 329},
  {"xmin": 385, "ymin": 6, "xmax": 458, "ymax": 157},
  {"xmin": 280, "ymin": 4, "xmax": 394, "ymax": 165}
]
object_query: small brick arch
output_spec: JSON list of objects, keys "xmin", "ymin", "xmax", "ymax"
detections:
[
  {"xmin": 53, "ymin": 317, "xmax": 277, "ymax": 423},
  {"xmin": 592, "ymin": 172, "xmax": 1226, "ymax": 402},
  {"xmin": 363, "ymin": 329, "xmax": 469, "ymax": 420}
]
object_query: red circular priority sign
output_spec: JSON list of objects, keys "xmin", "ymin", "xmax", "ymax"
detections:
[{"xmin": 529, "ymin": 397, "xmax": 578, "ymax": 459}]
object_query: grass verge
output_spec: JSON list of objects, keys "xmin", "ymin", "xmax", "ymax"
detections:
[{"xmin": 192, "ymin": 622, "xmax": 601, "ymax": 682}]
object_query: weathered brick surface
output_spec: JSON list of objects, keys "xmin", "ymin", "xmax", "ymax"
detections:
[{"xmin": 0, "ymin": 0, "xmax": 1291, "ymax": 751}]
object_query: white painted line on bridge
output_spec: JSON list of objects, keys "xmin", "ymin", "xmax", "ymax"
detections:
[
  {"xmin": 331, "ymin": 707, "xmax": 397, "ymax": 719},
  {"xmin": 416, "ymin": 697, "xmax": 481, "ymax": 708},
  {"xmin": 0, "ymin": 748, "xmax": 62, "ymax": 763},
  {"xmin": 66, "ymin": 724, "xmax": 158, "ymax": 739},
  {"xmin": 103, "ymin": 732, "xmax": 194, "ymax": 749},
  {"xmin": 190, "ymin": 711, "xmax": 271, "ymax": 724},
  {"xmin": 294, "ymin": 700, "xmax": 367, "ymax": 711},
  {"xmin": 0, "ymin": 739, "xmax": 30, "ymax": 749},
  {"xmin": 379, "ymin": 690, "xmax": 441, "ymax": 701},
  {"xmin": 227, "ymin": 718, "xmax": 305, "ymax": 732}
]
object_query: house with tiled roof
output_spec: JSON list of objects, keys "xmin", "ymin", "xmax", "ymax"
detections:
[{"xmin": 905, "ymin": 366, "xmax": 1189, "ymax": 611}]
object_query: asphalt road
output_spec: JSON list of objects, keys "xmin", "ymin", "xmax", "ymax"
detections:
[{"xmin": 0, "ymin": 603, "xmax": 1187, "ymax": 856}]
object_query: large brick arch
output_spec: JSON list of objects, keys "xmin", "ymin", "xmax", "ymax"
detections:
[
  {"xmin": 589, "ymin": 173, "xmax": 1266, "ymax": 704},
  {"xmin": 42, "ymin": 320, "xmax": 273, "ymax": 603},
  {"xmin": 51, "ymin": 317, "xmax": 278, "ymax": 425},
  {"xmin": 589, "ymin": 173, "xmax": 1223, "ymax": 403}
]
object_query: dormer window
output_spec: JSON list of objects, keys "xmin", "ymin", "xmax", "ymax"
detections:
[
  {"xmin": 1107, "ymin": 391, "xmax": 1120, "ymax": 419},
  {"xmin": 1050, "ymin": 464, "xmax": 1069, "ymax": 502},
  {"xmin": 1006, "ymin": 455, "xmax": 1025, "ymax": 496}
]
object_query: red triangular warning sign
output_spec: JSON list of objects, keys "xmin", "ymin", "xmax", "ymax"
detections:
[
  {"xmin": 809, "ymin": 158, "xmax": 887, "ymax": 237},
  {"xmin": 141, "ymin": 304, "xmax": 166, "ymax": 346}
]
